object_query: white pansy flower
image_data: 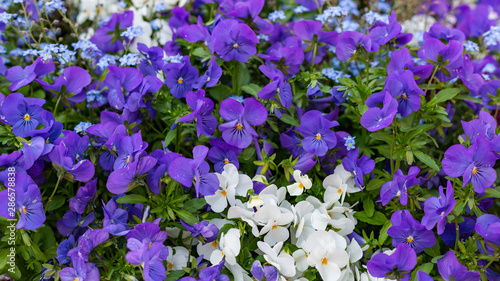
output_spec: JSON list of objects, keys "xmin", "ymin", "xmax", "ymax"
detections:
[
  {"xmin": 257, "ymin": 241, "xmax": 296, "ymax": 277},
  {"xmin": 254, "ymin": 204, "xmax": 293, "ymax": 246},
  {"xmin": 323, "ymin": 173, "xmax": 348, "ymax": 205},
  {"xmin": 287, "ymin": 170, "xmax": 312, "ymax": 196},
  {"xmin": 166, "ymin": 246, "xmax": 189, "ymax": 271},
  {"xmin": 205, "ymin": 164, "xmax": 252, "ymax": 212},
  {"xmin": 210, "ymin": 228, "xmax": 241, "ymax": 265}
]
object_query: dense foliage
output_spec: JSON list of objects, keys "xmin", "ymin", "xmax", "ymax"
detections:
[{"xmin": 0, "ymin": 0, "xmax": 500, "ymax": 280}]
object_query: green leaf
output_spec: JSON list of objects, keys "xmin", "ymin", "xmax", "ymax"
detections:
[
  {"xmin": 413, "ymin": 151, "xmax": 440, "ymax": 171},
  {"xmin": 280, "ymin": 114, "xmax": 300, "ymax": 127},
  {"xmin": 370, "ymin": 132, "xmax": 393, "ymax": 144},
  {"xmin": 366, "ymin": 178, "xmax": 386, "ymax": 191},
  {"xmin": 363, "ymin": 197, "xmax": 375, "ymax": 217},
  {"xmin": 174, "ymin": 209, "xmax": 198, "ymax": 225},
  {"xmin": 353, "ymin": 211, "xmax": 387, "ymax": 225},
  {"xmin": 116, "ymin": 194, "xmax": 148, "ymax": 204},
  {"xmin": 183, "ymin": 198, "xmax": 207, "ymax": 213},
  {"xmin": 424, "ymin": 238, "xmax": 440, "ymax": 257},
  {"xmin": 241, "ymin": 84, "xmax": 262, "ymax": 98},
  {"xmin": 427, "ymin": 88, "xmax": 461, "ymax": 107},
  {"xmin": 163, "ymin": 129, "xmax": 177, "ymax": 148},
  {"xmin": 166, "ymin": 270, "xmax": 186, "ymax": 281},
  {"xmin": 46, "ymin": 196, "xmax": 65, "ymax": 211},
  {"xmin": 378, "ymin": 220, "xmax": 392, "ymax": 246},
  {"xmin": 192, "ymin": 47, "xmax": 211, "ymax": 59},
  {"xmin": 484, "ymin": 188, "xmax": 500, "ymax": 198}
]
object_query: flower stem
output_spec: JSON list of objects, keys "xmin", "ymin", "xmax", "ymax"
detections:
[
  {"xmin": 46, "ymin": 174, "xmax": 63, "ymax": 210},
  {"xmin": 482, "ymin": 251, "xmax": 500, "ymax": 273},
  {"xmin": 454, "ymin": 212, "xmax": 460, "ymax": 251},
  {"xmin": 424, "ymin": 66, "xmax": 439, "ymax": 94}
]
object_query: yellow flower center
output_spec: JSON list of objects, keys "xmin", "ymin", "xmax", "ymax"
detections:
[
  {"xmin": 406, "ymin": 236, "xmax": 414, "ymax": 243},
  {"xmin": 211, "ymin": 240, "xmax": 218, "ymax": 247},
  {"xmin": 168, "ymin": 263, "xmax": 174, "ymax": 270},
  {"xmin": 207, "ymin": 77, "xmax": 211, "ymax": 82},
  {"xmin": 233, "ymin": 43, "xmax": 239, "ymax": 49},
  {"xmin": 472, "ymin": 167, "xmax": 478, "ymax": 174},
  {"xmin": 321, "ymin": 258, "xmax": 328, "ymax": 265},
  {"xmin": 24, "ymin": 113, "xmax": 30, "ymax": 121},
  {"xmin": 126, "ymin": 156, "xmax": 130, "ymax": 163},
  {"xmin": 221, "ymin": 190, "xmax": 227, "ymax": 197},
  {"xmin": 148, "ymin": 242, "xmax": 152, "ymax": 249},
  {"xmin": 272, "ymin": 224, "xmax": 278, "ymax": 230},
  {"xmin": 402, "ymin": 93, "xmax": 407, "ymax": 100},
  {"xmin": 224, "ymin": 159, "xmax": 230, "ymax": 164},
  {"xmin": 178, "ymin": 77, "xmax": 184, "ymax": 84},
  {"xmin": 236, "ymin": 123, "xmax": 243, "ymax": 130},
  {"xmin": 337, "ymin": 189, "xmax": 342, "ymax": 194},
  {"xmin": 299, "ymin": 183, "xmax": 304, "ymax": 189},
  {"xmin": 22, "ymin": 206, "xmax": 27, "ymax": 214},
  {"xmin": 316, "ymin": 133, "xmax": 321, "ymax": 140}
]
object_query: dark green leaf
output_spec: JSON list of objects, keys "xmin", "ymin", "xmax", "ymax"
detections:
[
  {"xmin": 116, "ymin": 194, "xmax": 148, "ymax": 204},
  {"xmin": 413, "ymin": 151, "xmax": 440, "ymax": 171},
  {"xmin": 280, "ymin": 114, "xmax": 300, "ymax": 127},
  {"xmin": 427, "ymin": 88, "xmax": 461, "ymax": 107},
  {"xmin": 46, "ymin": 196, "xmax": 65, "ymax": 211},
  {"xmin": 353, "ymin": 211, "xmax": 387, "ymax": 225}
]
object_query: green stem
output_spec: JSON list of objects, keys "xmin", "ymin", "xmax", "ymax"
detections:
[
  {"xmin": 482, "ymin": 251, "xmax": 500, "ymax": 272},
  {"xmin": 366, "ymin": 57, "xmax": 370, "ymax": 85},
  {"xmin": 454, "ymin": 213, "xmax": 460, "ymax": 251},
  {"xmin": 390, "ymin": 124, "xmax": 396, "ymax": 175},
  {"xmin": 424, "ymin": 66, "xmax": 439, "ymax": 94},
  {"xmin": 46, "ymin": 174, "xmax": 63, "ymax": 209},
  {"xmin": 232, "ymin": 63, "xmax": 239, "ymax": 93},
  {"xmin": 54, "ymin": 94, "xmax": 62, "ymax": 116},
  {"xmin": 311, "ymin": 44, "xmax": 317, "ymax": 70}
]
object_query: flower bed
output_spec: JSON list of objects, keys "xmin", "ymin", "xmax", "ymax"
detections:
[{"xmin": 0, "ymin": 0, "xmax": 499, "ymax": 280}]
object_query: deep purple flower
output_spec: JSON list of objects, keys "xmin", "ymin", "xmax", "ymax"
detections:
[
  {"xmin": 59, "ymin": 254, "xmax": 100, "ymax": 281},
  {"xmin": 294, "ymin": 20, "xmax": 338, "ymax": 64},
  {"xmin": 457, "ymin": 4, "xmax": 494, "ymax": 38},
  {"xmin": 127, "ymin": 222, "xmax": 168, "ymax": 246},
  {"xmin": 163, "ymin": 56, "xmax": 199, "ymax": 99},
  {"xmin": 368, "ymin": 11, "xmax": 402, "ymax": 47},
  {"xmin": 342, "ymin": 148, "xmax": 375, "ymax": 188},
  {"xmin": 457, "ymin": 54, "xmax": 484, "ymax": 96},
  {"xmin": 48, "ymin": 132, "xmax": 95, "ymax": 182},
  {"xmin": 460, "ymin": 111, "xmax": 496, "ymax": 144},
  {"xmin": 442, "ymin": 137, "xmax": 496, "ymax": 193},
  {"xmin": 5, "ymin": 56, "xmax": 55, "ymax": 91},
  {"xmin": 299, "ymin": 110, "xmax": 338, "ymax": 157},
  {"xmin": 417, "ymin": 38, "xmax": 463, "ymax": 81},
  {"xmin": 367, "ymin": 243, "xmax": 417, "ymax": 281},
  {"xmin": 361, "ymin": 91, "xmax": 398, "ymax": 132},
  {"xmin": 258, "ymin": 43, "xmax": 304, "ymax": 77},
  {"xmin": 258, "ymin": 65, "xmax": 293, "ymax": 108},
  {"xmin": 251, "ymin": 260, "xmax": 279, "ymax": 281},
  {"xmin": 330, "ymin": 86, "xmax": 347, "ymax": 106},
  {"xmin": 113, "ymin": 131, "xmax": 147, "ymax": 170},
  {"xmin": 168, "ymin": 6, "xmax": 190, "ymax": 31},
  {"xmin": 180, "ymin": 219, "xmax": 219, "ymax": 243},
  {"xmin": 56, "ymin": 210, "xmax": 94, "ymax": 236},
  {"xmin": 218, "ymin": 97, "xmax": 268, "ymax": 149},
  {"xmin": 37, "ymin": 66, "xmax": 91, "ymax": 103},
  {"xmin": 423, "ymin": 22, "xmax": 466, "ymax": 43},
  {"xmin": 441, "ymin": 217, "xmax": 475, "ymax": 247},
  {"xmin": 178, "ymin": 16, "xmax": 211, "ymax": 44},
  {"xmin": 177, "ymin": 90, "xmax": 217, "ymax": 137},
  {"xmin": 103, "ymin": 199, "xmax": 130, "ymax": 236},
  {"xmin": 106, "ymin": 155, "xmax": 157, "ymax": 194},
  {"xmin": 207, "ymin": 138, "xmax": 241, "ymax": 173},
  {"xmin": 1, "ymin": 93, "xmax": 46, "ymax": 138},
  {"xmin": 0, "ymin": 173, "xmax": 45, "ymax": 230},
  {"xmin": 168, "ymin": 145, "xmax": 219, "ymax": 197},
  {"xmin": 137, "ymin": 43, "xmax": 164, "ymax": 76},
  {"xmin": 67, "ymin": 228, "xmax": 109, "ymax": 262},
  {"xmin": 210, "ymin": 19, "xmax": 259, "ymax": 63},
  {"xmin": 223, "ymin": 0, "xmax": 272, "ymax": 34},
  {"xmin": 125, "ymin": 240, "xmax": 167, "ymax": 281},
  {"xmin": 104, "ymin": 65, "xmax": 143, "ymax": 110},
  {"xmin": 475, "ymin": 214, "xmax": 500, "ymax": 249},
  {"xmin": 421, "ymin": 181, "xmax": 456, "ymax": 235},
  {"xmin": 57, "ymin": 235, "xmax": 76, "ymax": 264},
  {"xmin": 386, "ymin": 49, "xmax": 433, "ymax": 83},
  {"xmin": 380, "ymin": 166, "xmax": 420, "ymax": 206},
  {"xmin": 195, "ymin": 56, "xmax": 223, "ymax": 89},
  {"xmin": 387, "ymin": 210, "xmax": 436, "ymax": 253},
  {"xmin": 90, "ymin": 11, "xmax": 133, "ymax": 53},
  {"xmin": 126, "ymin": 75, "xmax": 163, "ymax": 113},
  {"xmin": 146, "ymin": 150, "xmax": 181, "ymax": 194},
  {"xmin": 437, "ymin": 251, "xmax": 480, "ymax": 281},
  {"xmin": 336, "ymin": 31, "xmax": 373, "ymax": 61}
]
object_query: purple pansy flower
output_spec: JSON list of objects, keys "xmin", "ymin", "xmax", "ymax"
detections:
[
  {"xmin": 207, "ymin": 138, "xmax": 241, "ymax": 173},
  {"xmin": 103, "ymin": 199, "xmax": 130, "ymax": 236},
  {"xmin": 163, "ymin": 56, "xmax": 199, "ymax": 99},
  {"xmin": 336, "ymin": 31, "xmax": 373, "ymax": 61},
  {"xmin": 67, "ymin": 228, "xmax": 109, "ymax": 262},
  {"xmin": 361, "ymin": 91, "xmax": 398, "ymax": 132},
  {"xmin": 442, "ymin": 137, "xmax": 496, "ymax": 193},
  {"xmin": 180, "ymin": 219, "xmax": 219, "ymax": 243},
  {"xmin": 195, "ymin": 56, "xmax": 223, "ymax": 89},
  {"xmin": 380, "ymin": 166, "xmax": 420, "ymax": 206},
  {"xmin": 1, "ymin": 93, "xmax": 46, "ymax": 138},
  {"xmin": 368, "ymin": 11, "xmax": 402, "ymax": 47},
  {"xmin": 37, "ymin": 66, "xmax": 91, "ymax": 103},
  {"xmin": 218, "ymin": 97, "xmax": 268, "ymax": 149},
  {"xmin": 104, "ymin": 65, "xmax": 143, "ymax": 110},
  {"xmin": 57, "ymin": 235, "xmax": 76, "ymax": 264},
  {"xmin": 475, "ymin": 214, "xmax": 500, "ymax": 249},
  {"xmin": 210, "ymin": 19, "xmax": 259, "ymax": 63},
  {"xmin": 56, "ymin": 210, "xmax": 94, "ymax": 236},
  {"xmin": 106, "ymin": 154, "xmax": 157, "ymax": 194},
  {"xmin": 423, "ymin": 22, "xmax": 466, "ymax": 43},
  {"xmin": 125, "ymin": 238, "xmax": 168, "ymax": 281},
  {"xmin": 437, "ymin": 251, "xmax": 480, "ymax": 281},
  {"xmin": 258, "ymin": 65, "xmax": 293, "ymax": 108},
  {"xmin": 258, "ymin": 43, "xmax": 304, "ymax": 77},
  {"xmin": 387, "ymin": 210, "xmax": 436, "ymax": 253},
  {"xmin": 342, "ymin": 148, "xmax": 375, "ymax": 188},
  {"xmin": 59, "ymin": 254, "xmax": 100, "ymax": 281},
  {"xmin": 479, "ymin": 80, "xmax": 500, "ymax": 111},
  {"xmin": 168, "ymin": 145, "xmax": 219, "ymax": 197},
  {"xmin": 299, "ymin": 110, "xmax": 338, "ymax": 157},
  {"xmin": 294, "ymin": 20, "xmax": 338, "ymax": 64},
  {"xmin": 0, "ymin": 173, "xmax": 45, "ymax": 230},
  {"xmin": 386, "ymin": 48, "xmax": 433, "ymax": 83},
  {"xmin": 178, "ymin": 16, "xmax": 211, "ymax": 45},
  {"xmin": 90, "ymin": 11, "xmax": 133, "ymax": 53},
  {"xmin": 176, "ymin": 90, "xmax": 217, "ymax": 137},
  {"xmin": 251, "ymin": 260, "xmax": 279, "ymax": 281},
  {"xmin": 367, "ymin": 243, "xmax": 417, "ymax": 281},
  {"xmin": 223, "ymin": 0, "xmax": 273, "ymax": 34},
  {"xmin": 421, "ymin": 181, "xmax": 456, "ymax": 235},
  {"xmin": 417, "ymin": 38, "xmax": 463, "ymax": 81},
  {"xmin": 137, "ymin": 43, "xmax": 164, "ymax": 76},
  {"xmin": 113, "ymin": 131, "xmax": 147, "ymax": 170},
  {"xmin": 5, "ymin": 56, "xmax": 55, "ymax": 91}
]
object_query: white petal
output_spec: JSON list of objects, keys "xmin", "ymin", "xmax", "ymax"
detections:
[
  {"xmin": 205, "ymin": 190, "xmax": 228, "ymax": 213},
  {"xmin": 287, "ymin": 182, "xmax": 304, "ymax": 196}
]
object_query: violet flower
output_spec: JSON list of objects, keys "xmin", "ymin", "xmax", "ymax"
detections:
[
  {"xmin": 386, "ymin": 48, "xmax": 433, "ymax": 83},
  {"xmin": 367, "ymin": 243, "xmax": 417, "ymax": 281},
  {"xmin": 37, "ymin": 66, "xmax": 91, "ymax": 103},
  {"xmin": 180, "ymin": 219, "xmax": 219, "ymax": 243},
  {"xmin": 258, "ymin": 65, "xmax": 293, "ymax": 108},
  {"xmin": 102, "ymin": 199, "xmax": 130, "ymax": 236},
  {"xmin": 437, "ymin": 251, "xmax": 480, "ymax": 281},
  {"xmin": 218, "ymin": 97, "xmax": 268, "ymax": 149},
  {"xmin": 475, "ymin": 214, "xmax": 500, "ymax": 249},
  {"xmin": 368, "ymin": 11, "xmax": 402, "ymax": 47},
  {"xmin": 56, "ymin": 210, "xmax": 94, "ymax": 237},
  {"xmin": 177, "ymin": 16, "xmax": 211, "ymax": 45},
  {"xmin": 1, "ymin": 92, "xmax": 46, "ymax": 138},
  {"xmin": 251, "ymin": 260, "xmax": 279, "ymax": 281},
  {"xmin": 137, "ymin": 43, "xmax": 164, "ymax": 76},
  {"xmin": 210, "ymin": 19, "xmax": 259, "ymax": 63},
  {"xmin": 298, "ymin": 110, "xmax": 338, "ymax": 157},
  {"xmin": 106, "ymin": 154, "xmax": 157, "ymax": 194},
  {"xmin": 258, "ymin": 43, "xmax": 304, "ymax": 77},
  {"xmin": 176, "ymin": 90, "xmax": 217, "ymax": 137},
  {"xmin": 5, "ymin": 56, "xmax": 55, "ymax": 91},
  {"xmin": 163, "ymin": 56, "xmax": 199, "ymax": 98},
  {"xmin": 387, "ymin": 210, "xmax": 436, "ymax": 253},
  {"xmin": 294, "ymin": 20, "xmax": 338, "ymax": 64},
  {"xmin": 113, "ymin": 131, "xmax": 147, "ymax": 170},
  {"xmin": 59, "ymin": 254, "xmax": 100, "ymax": 281},
  {"xmin": 342, "ymin": 148, "xmax": 375, "ymax": 188},
  {"xmin": 380, "ymin": 166, "xmax": 420, "ymax": 206},
  {"xmin": 194, "ymin": 56, "xmax": 223, "ymax": 89},
  {"xmin": 423, "ymin": 22, "xmax": 466, "ymax": 43},
  {"xmin": 421, "ymin": 181, "xmax": 456, "ymax": 235},
  {"xmin": 336, "ymin": 31, "xmax": 373, "ymax": 61},
  {"xmin": 67, "ymin": 228, "xmax": 109, "ymax": 262},
  {"xmin": 90, "ymin": 10, "xmax": 133, "ymax": 53},
  {"xmin": 168, "ymin": 145, "xmax": 219, "ymax": 197},
  {"xmin": 207, "ymin": 138, "xmax": 241, "ymax": 173},
  {"xmin": 417, "ymin": 38, "xmax": 463, "ymax": 81},
  {"xmin": 104, "ymin": 65, "xmax": 143, "ymax": 110},
  {"xmin": 442, "ymin": 137, "xmax": 496, "ymax": 193},
  {"xmin": 361, "ymin": 91, "xmax": 398, "ymax": 132}
]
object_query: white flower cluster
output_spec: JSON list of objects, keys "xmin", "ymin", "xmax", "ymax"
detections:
[{"xmin": 176, "ymin": 163, "xmax": 368, "ymax": 281}]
